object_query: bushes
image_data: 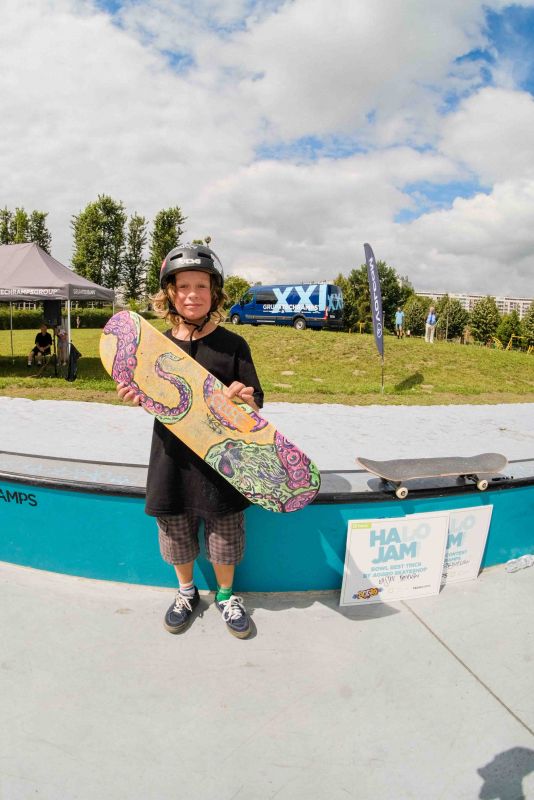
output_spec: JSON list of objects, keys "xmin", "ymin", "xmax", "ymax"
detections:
[
  {"xmin": 0, "ymin": 304, "xmax": 156, "ymax": 330},
  {"xmin": 72, "ymin": 307, "xmax": 115, "ymax": 328},
  {"xmin": 0, "ymin": 307, "xmax": 44, "ymax": 330}
]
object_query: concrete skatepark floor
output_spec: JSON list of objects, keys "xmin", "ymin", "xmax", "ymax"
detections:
[{"xmin": 1, "ymin": 561, "xmax": 533, "ymax": 800}]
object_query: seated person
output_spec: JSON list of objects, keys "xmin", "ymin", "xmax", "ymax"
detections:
[{"xmin": 28, "ymin": 323, "xmax": 53, "ymax": 366}]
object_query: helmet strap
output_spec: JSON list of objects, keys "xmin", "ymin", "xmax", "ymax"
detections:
[
  {"xmin": 183, "ymin": 314, "xmax": 210, "ymax": 335},
  {"xmin": 180, "ymin": 315, "xmax": 210, "ymax": 360}
]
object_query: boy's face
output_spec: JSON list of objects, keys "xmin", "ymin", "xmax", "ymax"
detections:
[{"xmin": 168, "ymin": 270, "xmax": 213, "ymax": 323}]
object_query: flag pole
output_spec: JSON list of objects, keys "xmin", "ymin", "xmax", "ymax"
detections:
[{"xmin": 10, "ymin": 302, "xmax": 14, "ymax": 364}]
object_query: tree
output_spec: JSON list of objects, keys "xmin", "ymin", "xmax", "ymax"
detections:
[
  {"xmin": 435, "ymin": 295, "xmax": 469, "ymax": 340},
  {"xmin": 10, "ymin": 208, "xmax": 30, "ymax": 243},
  {"xmin": 469, "ymin": 297, "xmax": 501, "ymax": 343},
  {"xmin": 146, "ymin": 206, "xmax": 187, "ymax": 295},
  {"xmin": 333, "ymin": 273, "xmax": 360, "ymax": 331},
  {"xmin": 0, "ymin": 207, "xmax": 52, "ymax": 251},
  {"xmin": 0, "ymin": 208, "xmax": 12, "ymax": 244},
  {"xmin": 403, "ymin": 295, "xmax": 429, "ymax": 336},
  {"xmin": 521, "ymin": 302, "xmax": 534, "ymax": 345},
  {"xmin": 496, "ymin": 310, "xmax": 521, "ymax": 348},
  {"xmin": 398, "ymin": 275, "xmax": 414, "ymax": 304},
  {"xmin": 345, "ymin": 261, "xmax": 407, "ymax": 333},
  {"xmin": 28, "ymin": 211, "xmax": 52, "ymax": 253},
  {"xmin": 123, "ymin": 214, "xmax": 148, "ymax": 302},
  {"xmin": 71, "ymin": 195, "xmax": 126, "ymax": 288},
  {"xmin": 224, "ymin": 275, "xmax": 251, "ymax": 309}
]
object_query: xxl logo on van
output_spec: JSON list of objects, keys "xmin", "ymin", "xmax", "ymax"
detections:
[
  {"xmin": 273, "ymin": 283, "xmax": 318, "ymax": 314},
  {"xmin": 271, "ymin": 285, "xmax": 342, "ymax": 314}
]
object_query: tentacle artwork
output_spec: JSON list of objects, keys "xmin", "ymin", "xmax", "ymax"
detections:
[
  {"xmin": 103, "ymin": 311, "xmax": 192, "ymax": 424},
  {"xmin": 205, "ymin": 437, "xmax": 321, "ymax": 513},
  {"xmin": 203, "ymin": 375, "xmax": 268, "ymax": 433}
]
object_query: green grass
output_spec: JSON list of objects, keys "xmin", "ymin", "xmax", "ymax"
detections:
[{"xmin": 1, "ymin": 323, "xmax": 533, "ymax": 405}]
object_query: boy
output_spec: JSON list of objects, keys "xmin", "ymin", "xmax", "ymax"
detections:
[
  {"xmin": 394, "ymin": 307, "xmax": 405, "ymax": 338},
  {"xmin": 118, "ymin": 244, "xmax": 263, "ymax": 638}
]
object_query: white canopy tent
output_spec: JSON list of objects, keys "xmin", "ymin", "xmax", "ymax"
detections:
[{"xmin": 0, "ymin": 243, "xmax": 115, "ymax": 363}]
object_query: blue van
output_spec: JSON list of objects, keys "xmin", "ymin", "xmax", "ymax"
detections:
[{"xmin": 228, "ymin": 283, "xmax": 344, "ymax": 330}]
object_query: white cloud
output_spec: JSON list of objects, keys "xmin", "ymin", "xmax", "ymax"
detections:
[
  {"xmin": 218, "ymin": 0, "xmax": 490, "ymax": 142},
  {"xmin": 439, "ymin": 87, "xmax": 534, "ymax": 183},
  {"xmin": 389, "ymin": 180, "xmax": 534, "ymax": 295},
  {"xmin": 0, "ymin": 0, "xmax": 533, "ymax": 300}
]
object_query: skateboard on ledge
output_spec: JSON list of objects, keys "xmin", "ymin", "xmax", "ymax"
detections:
[
  {"xmin": 356, "ymin": 453, "xmax": 507, "ymax": 499},
  {"xmin": 100, "ymin": 311, "xmax": 320, "ymax": 513}
]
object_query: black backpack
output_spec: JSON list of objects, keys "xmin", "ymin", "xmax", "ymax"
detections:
[{"xmin": 66, "ymin": 344, "xmax": 82, "ymax": 382}]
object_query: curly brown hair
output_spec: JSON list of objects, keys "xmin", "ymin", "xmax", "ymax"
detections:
[{"xmin": 151, "ymin": 273, "xmax": 228, "ymax": 327}]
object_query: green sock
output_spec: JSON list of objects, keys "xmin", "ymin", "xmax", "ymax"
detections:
[{"xmin": 216, "ymin": 585, "xmax": 233, "ymax": 603}]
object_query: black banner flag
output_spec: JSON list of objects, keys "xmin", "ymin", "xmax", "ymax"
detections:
[{"xmin": 364, "ymin": 243, "xmax": 384, "ymax": 359}]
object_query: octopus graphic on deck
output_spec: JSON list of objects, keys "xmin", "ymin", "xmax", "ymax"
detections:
[
  {"xmin": 103, "ymin": 311, "xmax": 193, "ymax": 423},
  {"xmin": 205, "ymin": 433, "xmax": 321, "ymax": 513}
]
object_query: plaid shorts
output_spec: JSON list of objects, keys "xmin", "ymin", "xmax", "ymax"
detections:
[{"xmin": 157, "ymin": 511, "xmax": 245, "ymax": 566}]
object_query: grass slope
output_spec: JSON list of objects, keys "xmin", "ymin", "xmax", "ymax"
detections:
[{"xmin": 1, "ymin": 323, "xmax": 533, "ymax": 405}]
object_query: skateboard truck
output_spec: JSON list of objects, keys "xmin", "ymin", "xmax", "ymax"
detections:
[{"xmin": 386, "ymin": 473, "xmax": 489, "ymax": 500}]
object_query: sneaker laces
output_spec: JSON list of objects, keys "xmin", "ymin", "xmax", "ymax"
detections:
[
  {"xmin": 219, "ymin": 595, "xmax": 246, "ymax": 622},
  {"xmin": 173, "ymin": 593, "xmax": 194, "ymax": 612}
]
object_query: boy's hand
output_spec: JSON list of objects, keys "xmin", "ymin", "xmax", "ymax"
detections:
[
  {"xmin": 117, "ymin": 382, "xmax": 141, "ymax": 406},
  {"xmin": 224, "ymin": 381, "xmax": 259, "ymax": 412}
]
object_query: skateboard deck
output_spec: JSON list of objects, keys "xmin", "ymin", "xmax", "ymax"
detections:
[
  {"xmin": 100, "ymin": 311, "xmax": 320, "ymax": 513},
  {"xmin": 357, "ymin": 453, "xmax": 507, "ymax": 499}
]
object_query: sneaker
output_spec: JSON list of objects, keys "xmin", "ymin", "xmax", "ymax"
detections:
[
  {"xmin": 216, "ymin": 594, "xmax": 251, "ymax": 639},
  {"xmin": 164, "ymin": 588, "xmax": 200, "ymax": 634}
]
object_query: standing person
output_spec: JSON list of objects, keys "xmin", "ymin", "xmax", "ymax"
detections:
[
  {"xmin": 117, "ymin": 244, "xmax": 263, "ymax": 639},
  {"xmin": 425, "ymin": 306, "xmax": 437, "ymax": 343},
  {"xmin": 394, "ymin": 307, "xmax": 405, "ymax": 338},
  {"xmin": 57, "ymin": 327, "xmax": 69, "ymax": 367},
  {"xmin": 27, "ymin": 323, "xmax": 52, "ymax": 366}
]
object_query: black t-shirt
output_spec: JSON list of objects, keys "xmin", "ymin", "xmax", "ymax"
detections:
[
  {"xmin": 35, "ymin": 332, "xmax": 52, "ymax": 351},
  {"xmin": 144, "ymin": 326, "xmax": 264, "ymax": 518}
]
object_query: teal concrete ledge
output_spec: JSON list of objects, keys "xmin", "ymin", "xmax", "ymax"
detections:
[{"xmin": 1, "ymin": 454, "xmax": 533, "ymax": 591}]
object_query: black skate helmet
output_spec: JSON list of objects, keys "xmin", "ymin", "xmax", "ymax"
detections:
[{"xmin": 160, "ymin": 243, "xmax": 224, "ymax": 290}]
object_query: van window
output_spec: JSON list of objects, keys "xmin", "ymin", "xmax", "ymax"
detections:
[{"xmin": 255, "ymin": 290, "xmax": 277, "ymax": 304}]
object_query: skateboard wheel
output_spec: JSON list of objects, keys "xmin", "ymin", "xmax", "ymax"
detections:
[
  {"xmin": 477, "ymin": 479, "xmax": 488, "ymax": 491},
  {"xmin": 395, "ymin": 486, "xmax": 408, "ymax": 500}
]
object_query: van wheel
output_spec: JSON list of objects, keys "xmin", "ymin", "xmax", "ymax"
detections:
[
  {"xmin": 230, "ymin": 314, "xmax": 241, "ymax": 325},
  {"xmin": 293, "ymin": 317, "xmax": 306, "ymax": 330}
]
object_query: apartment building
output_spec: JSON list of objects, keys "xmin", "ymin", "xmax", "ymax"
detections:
[{"xmin": 417, "ymin": 292, "xmax": 533, "ymax": 320}]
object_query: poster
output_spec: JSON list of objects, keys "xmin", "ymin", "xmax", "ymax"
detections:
[
  {"xmin": 340, "ymin": 512, "xmax": 450, "ymax": 606},
  {"xmin": 442, "ymin": 505, "xmax": 493, "ymax": 584}
]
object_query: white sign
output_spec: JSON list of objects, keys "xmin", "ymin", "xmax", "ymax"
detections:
[
  {"xmin": 340, "ymin": 512, "xmax": 450, "ymax": 606},
  {"xmin": 442, "ymin": 505, "xmax": 493, "ymax": 584}
]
